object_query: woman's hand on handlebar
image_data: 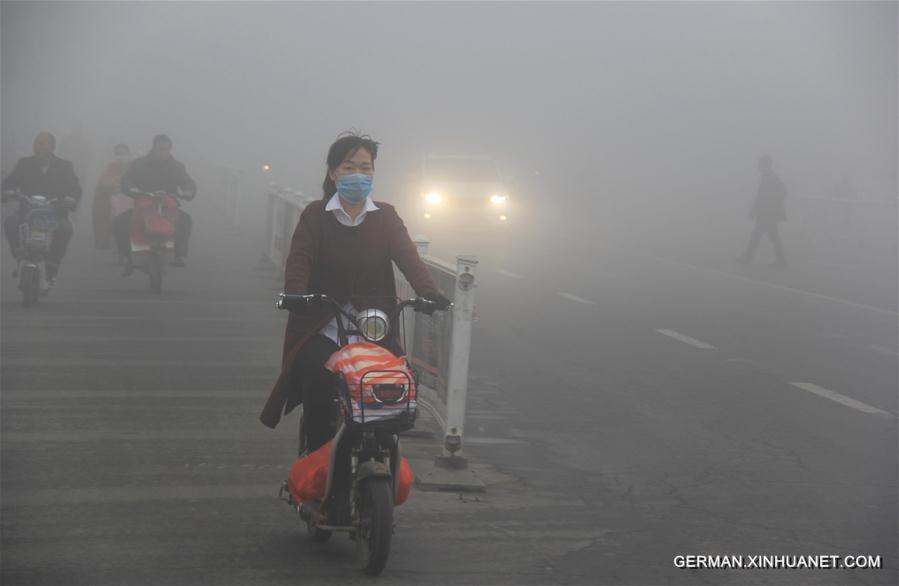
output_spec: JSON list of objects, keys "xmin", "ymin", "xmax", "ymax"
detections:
[
  {"xmin": 276, "ymin": 292, "xmax": 331, "ymax": 311},
  {"xmin": 416, "ymin": 291, "xmax": 452, "ymax": 315}
]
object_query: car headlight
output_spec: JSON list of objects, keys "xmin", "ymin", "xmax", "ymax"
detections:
[
  {"xmin": 357, "ymin": 308, "xmax": 389, "ymax": 342},
  {"xmin": 424, "ymin": 192, "xmax": 443, "ymax": 205},
  {"xmin": 490, "ymin": 194, "xmax": 507, "ymax": 205}
]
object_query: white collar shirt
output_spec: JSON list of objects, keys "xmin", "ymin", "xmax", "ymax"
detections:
[
  {"xmin": 319, "ymin": 192, "xmax": 380, "ymax": 345},
  {"xmin": 324, "ymin": 192, "xmax": 379, "ymax": 227}
]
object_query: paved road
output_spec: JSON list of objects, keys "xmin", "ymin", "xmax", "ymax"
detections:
[
  {"xmin": 0, "ymin": 198, "xmax": 601, "ymax": 585},
  {"xmin": 436, "ymin": 207, "xmax": 898, "ymax": 585},
  {"xmin": 2, "ymin": 193, "xmax": 897, "ymax": 585}
]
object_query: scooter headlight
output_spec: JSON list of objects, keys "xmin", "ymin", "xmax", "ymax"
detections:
[{"xmin": 357, "ymin": 308, "xmax": 389, "ymax": 342}]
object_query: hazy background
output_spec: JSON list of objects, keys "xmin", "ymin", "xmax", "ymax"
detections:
[
  {"xmin": 2, "ymin": 4, "xmax": 897, "ymax": 583},
  {"xmin": 1, "ymin": 0, "xmax": 897, "ymax": 290},
  {"xmin": 2, "ymin": 1, "xmax": 895, "ymax": 198}
]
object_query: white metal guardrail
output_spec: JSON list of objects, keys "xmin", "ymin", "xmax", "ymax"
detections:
[{"xmin": 264, "ymin": 188, "xmax": 477, "ymax": 459}]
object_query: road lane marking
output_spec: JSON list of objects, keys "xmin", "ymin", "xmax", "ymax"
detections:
[
  {"xmin": 790, "ymin": 382, "xmax": 893, "ymax": 417},
  {"xmin": 557, "ymin": 292, "xmax": 595, "ymax": 305},
  {"xmin": 589, "ymin": 240, "xmax": 899, "ymax": 318},
  {"xmin": 870, "ymin": 345, "xmax": 899, "ymax": 358},
  {"xmin": 656, "ymin": 329, "xmax": 716, "ymax": 350},
  {"xmin": 497, "ymin": 269, "xmax": 524, "ymax": 279}
]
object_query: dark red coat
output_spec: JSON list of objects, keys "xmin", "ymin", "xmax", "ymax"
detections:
[{"xmin": 260, "ymin": 200, "xmax": 438, "ymax": 428}]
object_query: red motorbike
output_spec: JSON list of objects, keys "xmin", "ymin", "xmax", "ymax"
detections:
[{"xmin": 125, "ymin": 189, "xmax": 181, "ymax": 293}]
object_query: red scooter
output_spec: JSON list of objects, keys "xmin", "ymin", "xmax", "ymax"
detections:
[
  {"xmin": 276, "ymin": 293, "xmax": 451, "ymax": 576},
  {"xmin": 125, "ymin": 189, "xmax": 182, "ymax": 293}
]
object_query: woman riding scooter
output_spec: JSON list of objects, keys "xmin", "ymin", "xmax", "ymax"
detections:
[{"xmin": 260, "ymin": 131, "xmax": 450, "ymax": 450}]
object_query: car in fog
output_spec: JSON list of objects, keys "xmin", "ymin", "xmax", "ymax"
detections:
[{"xmin": 409, "ymin": 154, "xmax": 512, "ymax": 227}]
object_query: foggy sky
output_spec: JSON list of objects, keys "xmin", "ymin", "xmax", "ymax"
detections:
[{"xmin": 1, "ymin": 1, "xmax": 896, "ymax": 206}]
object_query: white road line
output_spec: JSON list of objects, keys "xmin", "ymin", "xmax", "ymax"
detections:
[
  {"xmin": 790, "ymin": 382, "xmax": 893, "ymax": 417},
  {"xmin": 497, "ymin": 269, "xmax": 524, "ymax": 279},
  {"xmin": 591, "ymin": 240, "xmax": 899, "ymax": 318},
  {"xmin": 870, "ymin": 345, "xmax": 899, "ymax": 358},
  {"xmin": 656, "ymin": 329, "xmax": 716, "ymax": 350},
  {"xmin": 557, "ymin": 292, "xmax": 595, "ymax": 305}
]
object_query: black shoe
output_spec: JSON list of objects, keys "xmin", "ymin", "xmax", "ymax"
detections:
[
  {"xmin": 121, "ymin": 264, "xmax": 134, "ymax": 277},
  {"xmin": 171, "ymin": 257, "xmax": 186, "ymax": 268}
]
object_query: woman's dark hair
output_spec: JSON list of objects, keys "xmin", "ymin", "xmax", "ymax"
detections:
[{"xmin": 322, "ymin": 131, "xmax": 379, "ymax": 200}]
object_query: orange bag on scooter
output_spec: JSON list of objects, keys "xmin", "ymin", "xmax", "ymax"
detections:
[{"xmin": 288, "ymin": 440, "xmax": 413, "ymax": 506}]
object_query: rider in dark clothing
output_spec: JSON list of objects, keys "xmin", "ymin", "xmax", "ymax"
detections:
[
  {"xmin": 116, "ymin": 134, "xmax": 196, "ymax": 275},
  {"xmin": 2, "ymin": 132, "xmax": 82, "ymax": 283}
]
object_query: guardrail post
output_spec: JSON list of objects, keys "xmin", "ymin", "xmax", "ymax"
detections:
[
  {"xmin": 443, "ymin": 254, "xmax": 477, "ymax": 459},
  {"xmin": 413, "ymin": 234, "xmax": 430, "ymax": 256}
]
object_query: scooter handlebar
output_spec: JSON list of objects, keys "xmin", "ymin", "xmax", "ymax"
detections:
[
  {"xmin": 278, "ymin": 293, "xmax": 452, "ymax": 314},
  {"xmin": 126, "ymin": 188, "xmax": 189, "ymax": 201},
  {"xmin": 276, "ymin": 293, "xmax": 330, "ymax": 312}
]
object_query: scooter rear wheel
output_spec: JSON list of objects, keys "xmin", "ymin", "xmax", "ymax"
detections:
[
  {"xmin": 148, "ymin": 253, "xmax": 163, "ymax": 293},
  {"xmin": 20, "ymin": 265, "xmax": 39, "ymax": 307},
  {"xmin": 356, "ymin": 477, "xmax": 393, "ymax": 576}
]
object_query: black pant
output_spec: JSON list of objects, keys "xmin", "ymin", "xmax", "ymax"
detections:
[
  {"xmin": 743, "ymin": 219, "xmax": 785, "ymax": 265},
  {"xmin": 4, "ymin": 211, "xmax": 73, "ymax": 277},
  {"xmin": 292, "ymin": 335, "xmax": 339, "ymax": 452},
  {"xmin": 114, "ymin": 208, "xmax": 192, "ymax": 261}
]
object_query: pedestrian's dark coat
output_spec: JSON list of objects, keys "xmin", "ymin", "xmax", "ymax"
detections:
[
  {"xmin": 260, "ymin": 200, "xmax": 438, "ymax": 429},
  {"xmin": 751, "ymin": 170, "xmax": 788, "ymax": 223},
  {"xmin": 2, "ymin": 155, "xmax": 82, "ymax": 205}
]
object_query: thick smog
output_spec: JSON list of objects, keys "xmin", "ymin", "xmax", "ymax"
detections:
[{"xmin": 1, "ymin": 2, "xmax": 896, "ymax": 585}]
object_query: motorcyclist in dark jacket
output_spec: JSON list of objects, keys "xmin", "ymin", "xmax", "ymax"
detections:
[
  {"xmin": 115, "ymin": 134, "xmax": 196, "ymax": 275},
  {"xmin": 2, "ymin": 132, "xmax": 82, "ymax": 284}
]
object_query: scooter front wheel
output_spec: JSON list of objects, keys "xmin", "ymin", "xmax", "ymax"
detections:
[{"xmin": 356, "ymin": 477, "xmax": 393, "ymax": 576}]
